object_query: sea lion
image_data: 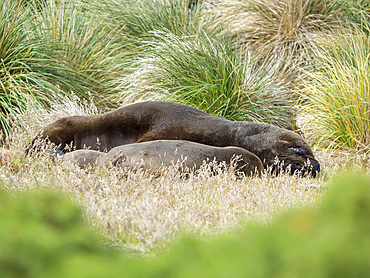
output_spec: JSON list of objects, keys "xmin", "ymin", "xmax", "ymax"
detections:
[
  {"xmin": 62, "ymin": 140, "xmax": 263, "ymax": 176},
  {"xmin": 27, "ymin": 101, "xmax": 320, "ymax": 176},
  {"xmin": 62, "ymin": 149, "xmax": 106, "ymax": 168}
]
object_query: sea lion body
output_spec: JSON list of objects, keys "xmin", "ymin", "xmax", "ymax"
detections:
[
  {"xmin": 62, "ymin": 149, "xmax": 106, "ymax": 168},
  {"xmin": 29, "ymin": 101, "xmax": 320, "ymax": 176},
  {"xmin": 63, "ymin": 140, "xmax": 263, "ymax": 176}
]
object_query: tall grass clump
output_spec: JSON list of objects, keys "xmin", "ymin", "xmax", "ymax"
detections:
[
  {"xmin": 31, "ymin": 0, "xmax": 129, "ymax": 106},
  {"xmin": 301, "ymin": 23, "xmax": 370, "ymax": 150},
  {"xmin": 121, "ymin": 31, "xmax": 296, "ymax": 128},
  {"xmin": 210, "ymin": 0, "xmax": 337, "ymax": 49},
  {"xmin": 0, "ymin": 0, "xmax": 59, "ymax": 137},
  {"xmin": 85, "ymin": 0, "xmax": 213, "ymax": 51},
  {"xmin": 206, "ymin": 0, "xmax": 338, "ymax": 77},
  {"xmin": 0, "ymin": 0, "xmax": 130, "ymax": 139}
]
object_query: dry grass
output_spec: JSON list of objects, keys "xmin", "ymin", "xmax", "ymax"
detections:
[{"xmin": 208, "ymin": 0, "xmax": 336, "ymax": 48}]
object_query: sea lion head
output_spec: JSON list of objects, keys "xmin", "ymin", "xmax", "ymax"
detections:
[
  {"xmin": 243, "ymin": 124, "xmax": 321, "ymax": 177},
  {"xmin": 274, "ymin": 140, "xmax": 320, "ymax": 177},
  {"xmin": 266, "ymin": 134, "xmax": 320, "ymax": 177}
]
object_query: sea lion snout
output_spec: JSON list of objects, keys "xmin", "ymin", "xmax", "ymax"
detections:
[
  {"xmin": 306, "ymin": 159, "xmax": 321, "ymax": 177},
  {"xmin": 289, "ymin": 158, "xmax": 320, "ymax": 177}
]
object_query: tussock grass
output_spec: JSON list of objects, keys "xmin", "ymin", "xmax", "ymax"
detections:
[
  {"xmin": 336, "ymin": 0, "xmax": 370, "ymax": 27},
  {"xmin": 206, "ymin": 0, "xmax": 338, "ymax": 80},
  {"xmin": 301, "ymin": 23, "xmax": 370, "ymax": 150},
  {"xmin": 208, "ymin": 0, "xmax": 337, "ymax": 49},
  {"xmin": 31, "ymin": 0, "xmax": 129, "ymax": 106},
  {"xmin": 120, "ymin": 30, "xmax": 296, "ymax": 128},
  {"xmin": 0, "ymin": 0, "xmax": 128, "ymax": 138},
  {"xmin": 85, "ymin": 0, "xmax": 213, "ymax": 51},
  {"xmin": 0, "ymin": 0, "xmax": 60, "ymax": 137}
]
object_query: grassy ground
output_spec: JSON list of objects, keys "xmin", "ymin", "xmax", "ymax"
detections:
[{"xmin": 1, "ymin": 98, "xmax": 368, "ymax": 254}]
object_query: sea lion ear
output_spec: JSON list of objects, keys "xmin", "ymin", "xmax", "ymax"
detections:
[{"xmin": 288, "ymin": 147, "xmax": 306, "ymax": 155}]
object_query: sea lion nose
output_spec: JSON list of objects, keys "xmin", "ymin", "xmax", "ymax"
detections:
[
  {"xmin": 309, "ymin": 159, "xmax": 321, "ymax": 177},
  {"xmin": 291, "ymin": 164, "xmax": 302, "ymax": 173},
  {"xmin": 291, "ymin": 159, "xmax": 320, "ymax": 177}
]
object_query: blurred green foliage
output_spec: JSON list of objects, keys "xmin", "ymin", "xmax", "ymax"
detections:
[
  {"xmin": 1, "ymin": 173, "xmax": 370, "ymax": 277},
  {"xmin": 0, "ymin": 189, "xmax": 133, "ymax": 278},
  {"xmin": 149, "ymin": 174, "xmax": 370, "ymax": 278}
]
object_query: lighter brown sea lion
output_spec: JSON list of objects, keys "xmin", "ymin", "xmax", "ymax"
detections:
[
  {"xmin": 63, "ymin": 140, "xmax": 263, "ymax": 176},
  {"xmin": 62, "ymin": 149, "xmax": 106, "ymax": 168},
  {"xmin": 27, "ymin": 101, "xmax": 320, "ymax": 176}
]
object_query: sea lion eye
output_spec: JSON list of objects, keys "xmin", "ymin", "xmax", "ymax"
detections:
[{"xmin": 289, "ymin": 147, "xmax": 306, "ymax": 155}]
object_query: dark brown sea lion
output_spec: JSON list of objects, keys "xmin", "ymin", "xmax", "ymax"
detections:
[
  {"xmin": 27, "ymin": 101, "xmax": 320, "ymax": 176},
  {"xmin": 62, "ymin": 140, "xmax": 263, "ymax": 176}
]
